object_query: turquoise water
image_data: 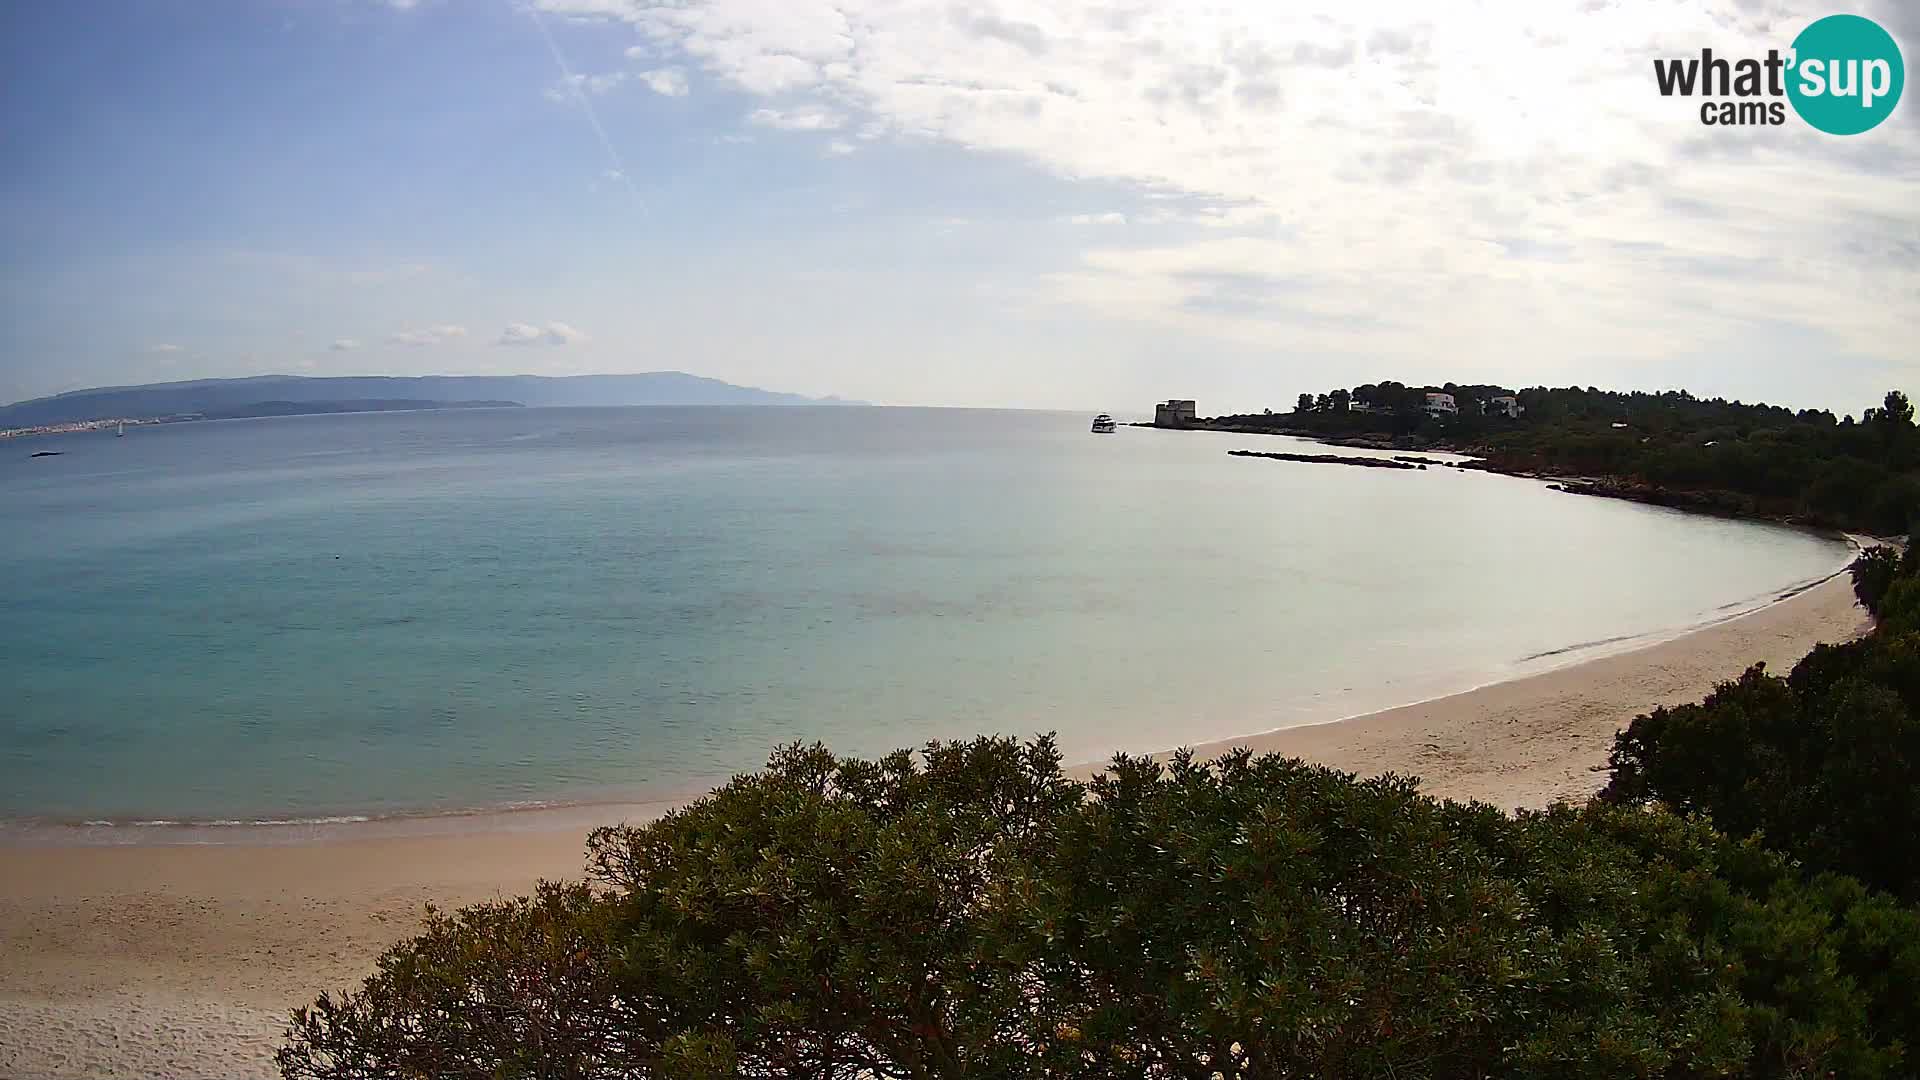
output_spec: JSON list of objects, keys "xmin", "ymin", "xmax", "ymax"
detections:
[{"xmin": 0, "ymin": 407, "xmax": 1850, "ymax": 826}]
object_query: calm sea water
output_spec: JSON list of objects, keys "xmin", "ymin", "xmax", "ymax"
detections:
[{"xmin": 0, "ymin": 406, "xmax": 1851, "ymax": 827}]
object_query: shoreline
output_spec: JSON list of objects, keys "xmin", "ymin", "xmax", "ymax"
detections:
[
  {"xmin": 1125, "ymin": 566, "xmax": 1870, "ymax": 808},
  {"xmin": 0, "ymin": 570, "xmax": 1876, "ymax": 1078},
  {"xmin": 0, "ymin": 545, "xmax": 1860, "ymax": 848},
  {"xmin": 1144, "ymin": 420, "xmax": 1868, "ymax": 536}
]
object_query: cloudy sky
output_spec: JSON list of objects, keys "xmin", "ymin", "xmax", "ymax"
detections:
[{"xmin": 1, "ymin": 1, "xmax": 1914, "ymax": 413}]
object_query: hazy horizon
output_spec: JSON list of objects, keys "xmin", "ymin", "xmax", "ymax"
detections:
[
  {"xmin": 1, "ymin": 367, "xmax": 1901, "ymax": 420},
  {"xmin": 3, "ymin": 1, "xmax": 1915, "ymax": 414},
  {"xmin": 2, "ymin": 369, "xmax": 843, "ymax": 406}
]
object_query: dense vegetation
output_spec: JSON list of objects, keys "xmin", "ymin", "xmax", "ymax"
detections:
[
  {"xmin": 283, "ymin": 731, "xmax": 1920, "ymax": 1078},
  {"xmin": 1603, "ymin": 541, "xmax": 1920, "ymax": 903},
  {"xmin": 1217, "ymin": 384, "xmax": 1920, "ymax": 534}
]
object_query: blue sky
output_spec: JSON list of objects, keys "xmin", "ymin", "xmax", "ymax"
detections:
[{"xmin": 2, "ymin": 0, "xmax": 1915, "ymax": 414}]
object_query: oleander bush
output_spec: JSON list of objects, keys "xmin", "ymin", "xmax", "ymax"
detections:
[{"xmin": 281, "ymin": 736, "xmax": 1920, "ymax": 1079}]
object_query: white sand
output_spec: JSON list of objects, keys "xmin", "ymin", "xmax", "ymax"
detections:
[{"xmin": 0, "ymin": 572, "xmax": 1870, "ymax": 1079}]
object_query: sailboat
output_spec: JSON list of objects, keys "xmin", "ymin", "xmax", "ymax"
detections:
[{"xmin": 116, "ymin": 421, "xmax": 125, "ymax": 437}]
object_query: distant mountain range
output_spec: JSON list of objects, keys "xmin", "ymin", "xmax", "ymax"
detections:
[
  {"xmin": 0, "ymin": 373, "xmax": 863, "ymax": 428},
  {"xmin": 195, "ymin": 399, "xmax": 523, "ymax": 421}
]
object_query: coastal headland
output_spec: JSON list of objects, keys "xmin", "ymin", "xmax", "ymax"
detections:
[{"xmin": 1138, "ymin": 384, "xmax": 1920, "ymax": 536}]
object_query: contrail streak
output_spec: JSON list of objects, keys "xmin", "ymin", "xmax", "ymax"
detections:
[{"xmin": 527, "ymin": 4, "xmax": 646, "ymax": 211}]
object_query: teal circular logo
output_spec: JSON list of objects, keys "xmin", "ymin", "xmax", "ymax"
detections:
[{"xmin": 1787, "ymin": 14, "xmax": 1904, "ymax": 135}]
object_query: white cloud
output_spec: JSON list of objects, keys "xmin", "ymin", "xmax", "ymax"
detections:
[
  {"xmin": 148, "ymin": 343, "xmax": 183, "ymax": 353},
  {"xmin": 747, "ymin": 105, "xmax": 844, "ymax": 131},
  {"xmin": 637, "ymin": 66, "xmax": 689, "ymax": 96},
  {"xmin": 1063, "ymin": 212, "xmax": 1127, "ymax": 226},
  {"xmin": 726, "ymin": 53, "xmax": 818, "ymax": 94},
  {"xmin": 330, "ymin": 338, "xmax": 362, "ymax": 352},
  {"xmin": 498, "ymin": 322, "xmax": 588, "ymax": 346},
  {"xmin": 387, "ymin": 324, "xmax": 468, "ymax": 347},
  {"xmin": 825, "ymin": 139, "xmax": 856, "ymax": 156},
  {"xmin": 532, "ymin": 0, "xmax": 1920, "ymax": 388}
]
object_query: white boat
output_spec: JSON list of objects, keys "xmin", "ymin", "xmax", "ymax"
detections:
[
  {"xmin": 116, "ymin": 421, "xmax": 125, "ymax": 437},
  {"xmin": 1091, "ymin": 413, "xmax": 1116, "ymax": 433}
]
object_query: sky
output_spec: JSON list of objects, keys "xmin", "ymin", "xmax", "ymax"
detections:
[{"xmin": 1, "ymin": 0, "xmax": 1915, "ymax": 415}]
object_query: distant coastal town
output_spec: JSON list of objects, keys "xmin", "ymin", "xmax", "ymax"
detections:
[
  {"xmin": 2, "ymin": 400, "xmax": 524, "ymax": 442},
  {"xmin": 0, "ymin": 416, "xmax": 168, "ymax": 440}
]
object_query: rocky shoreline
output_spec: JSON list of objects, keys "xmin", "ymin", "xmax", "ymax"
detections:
[
  {"xmin": 1226, "ymin": 449, "xmax": 1424, "ymax": 469},
  {"xmin": 1143, "ymin": 420, "xmax": 1840, "ymax": 534}
]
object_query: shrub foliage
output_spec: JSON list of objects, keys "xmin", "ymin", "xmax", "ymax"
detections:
[{"xmin": 282, "ymin": 737, "xmax": 1919, "ymax": 1079}]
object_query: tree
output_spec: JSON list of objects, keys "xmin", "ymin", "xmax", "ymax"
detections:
[
  {"xmin": 1883, "ymin": 390, "xmax": 1914, "ymax": 429},
  {"xmin": 284, "ymin": 739, "xmax": 1920, "ymax": 1079},
  {"xmin": 1329, "ymin": 388, "xmax": 1351, "ymax": 412},
  {"xmin": 1295, "ymin": 393, "xmax": 1314, "ymax": 413},
  {"xmin": 1852, "ymin": 545, "xmax": 1901, "ymax": 615}
]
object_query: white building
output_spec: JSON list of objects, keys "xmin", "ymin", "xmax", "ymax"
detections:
[
  {"xmin": 1483, "ymin": 395, "xmax": 1522, "ymax": 418},
  {"xmin": 1423, "ymin": 392, "xmax": 1458, "ymax": 416}
]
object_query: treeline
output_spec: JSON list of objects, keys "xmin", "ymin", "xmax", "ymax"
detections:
[
  {"xmin": 1218, "ymin": 384, "xmax": 1920, "ymax": 534},
  {"xmin": 281, "ymin": 547, "xmax": 1920, "ymax": 1078}
]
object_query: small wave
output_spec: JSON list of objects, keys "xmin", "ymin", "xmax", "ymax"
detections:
[
  {"xmin": 86, "ymin": 815, "xmax": 375, "ymax": 828},
  {"xmin": 200, "ymin": 816, "xmax": 375, "ymax": 826},
  {"xmin": 25, "ymin": 803, "xmax": 563, "ymax": 834},
  {"xmin": 1518, "ymin": 633, "xmax": 1641, "ymax": 662},
  {"xmin": 1514, "ymin": 557, "xmax": 1857, "ymax": 669}
]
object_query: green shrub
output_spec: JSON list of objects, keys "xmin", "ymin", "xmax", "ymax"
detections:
[
  {"xmin": 1605, "ymin": 634, "xmax": 1920, "ymax": 902},
  {"xmin": 281, "ymin": 738, "xmax": 1918, "ymax": 1079},
  {"xmin": 1851, "ymin": 545, "xmax": 1901, "ymax": 614},
  {"xmin": 1876, "ymin": 576, "xmax": 1920, "ymax": 636}
]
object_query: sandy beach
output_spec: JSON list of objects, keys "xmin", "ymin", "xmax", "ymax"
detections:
[{"xmin": 0, "ymin": 571, "xmax": 1871, "ymax": 1079}]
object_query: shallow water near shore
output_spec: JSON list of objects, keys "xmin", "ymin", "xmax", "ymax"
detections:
[{"xmin": 0, "ymin": 406, "xmax": 1853, "ymax": 831}]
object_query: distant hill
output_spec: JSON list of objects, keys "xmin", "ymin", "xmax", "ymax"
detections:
[
  {"xmin": 0, "ymin": 373, "xmax": 863, "ymax": 428},
  {"xmin": 197, "ymin": 399, "xmax": 523, "ymax": 421}
]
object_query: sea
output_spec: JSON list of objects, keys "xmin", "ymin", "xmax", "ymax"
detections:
[{"xmin": 0, "ymin": 406, "xmax": 1854, "ymax": 834}]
